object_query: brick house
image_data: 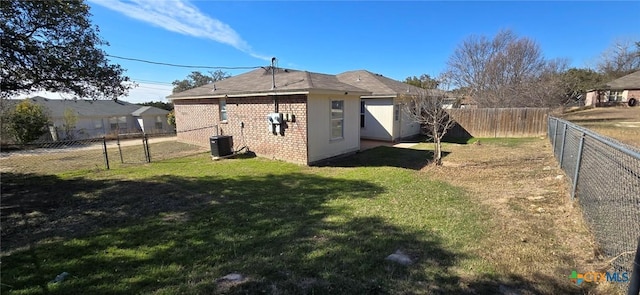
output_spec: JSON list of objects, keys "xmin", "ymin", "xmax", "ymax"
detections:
[
  {"xmin": 585, "ymin": 70, "xmax": 640, "ymax": 107},
  {"xmin": 168, "ymin": 67, "xmax": 370, "ymax": 165}
]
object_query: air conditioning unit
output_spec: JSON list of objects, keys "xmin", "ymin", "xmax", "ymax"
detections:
[{"xmin": 209, "ymin": 135, "xmax": 233, "ymax": 157}]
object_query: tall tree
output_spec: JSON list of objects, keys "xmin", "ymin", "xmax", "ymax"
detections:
[
  {"xmin": 0, "ymin": 0, "xmax": 132, "ymax": 99},
  {"xmin": 446, "ymin": 29, "xmax": 565, "ymax": 107},
  {"xmin": 172, "ymin": 70, "xmax": 231, "ymax": 93},
  {"xmin": 596, "ymin": 40, "xmax": 640, "ymax": 79},
  {"xmin": 404, "ymin": 74, "xmax": 440, "ymax": 89},
  {"xmin": 559, "ymin": 68, "xmax": 605, "ymax": 101}
]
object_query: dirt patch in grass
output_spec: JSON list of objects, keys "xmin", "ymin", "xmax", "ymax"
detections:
[
  {"xmin": 560, "ymin": 107, "xmax": 640, "ymax": 148},
  {"xmin": 418, "ymin": 138, "xmax": 620, "ymax": 294}
]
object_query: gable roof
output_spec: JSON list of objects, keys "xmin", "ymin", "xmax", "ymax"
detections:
[
  {"xmin": 336, "ymin": 70, "xmax": 444, "ymax": 97},
  {"xmin": 6, "ymin": 96, "xmax": 169, "ymax": 118},
  {"xmin": 606, "ymin": 70, "xmax": 640, "ymax": 90},
  {"xmin": 168, "ymin": 68, "xmax": 370, "ymax": 99},
  {"xmin": 131, "ymin": 106, "xmax": 169, "ymax": 117}
]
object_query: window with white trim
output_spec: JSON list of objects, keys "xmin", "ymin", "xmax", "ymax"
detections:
[
  {"xmin": 155, "ymin": 116, "xmax": 163, "ymax": 130},
  {"xmin": 394, "ymin": 104, "xmax": 400, "ymax": 121},
  {"xmin": 608, "ymin": 91, "xmax": 624, "ymax": 102},
  {"xmin": 109, "ymin": 116, "xmax": 127, "ymax": 131},
  {"xmin": 331, "ymin": 100, "xmax": 344, "ymax": 140},
  {"xmin": 219, "ymin": 99, "xmax": 227, "ymax": 121}
]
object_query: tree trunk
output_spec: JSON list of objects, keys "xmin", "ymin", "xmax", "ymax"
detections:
[
  {"xmin": 434, "ymin": 137, "xmax": 443, "ymax": 166},
  {"xmin": 433, "ymin": 125, "xmax": 442, "ymax": 166}
]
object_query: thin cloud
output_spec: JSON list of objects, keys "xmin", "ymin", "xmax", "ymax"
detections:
[{"xmin": 90, "ymin": 0, "xmax": 269, "ymax": 60}]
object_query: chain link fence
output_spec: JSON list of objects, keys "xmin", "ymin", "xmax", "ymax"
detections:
[
  {"xmin": 548, "ymin": 116, "xmax": 640, "ymax": 291},
  {"xmin": 0, "ymin": 132, "xmax": 208, "ymax": 175}
]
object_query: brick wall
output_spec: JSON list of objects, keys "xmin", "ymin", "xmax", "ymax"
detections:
[
  {"xmin": 627, "ymin": 90, "xmax": 640, "ymax": 101},
  {"xmin": 173, "ymin": 98, "xmax": 219, "ymax": 147},
  {"xmin": 173, "ymin": 95, "xmax": 308, "ymax": 164}
]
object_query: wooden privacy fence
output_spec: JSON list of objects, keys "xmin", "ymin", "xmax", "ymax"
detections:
[{"xmin": 446, "ymin": 108, "xmax": 550, "ymax": 138}]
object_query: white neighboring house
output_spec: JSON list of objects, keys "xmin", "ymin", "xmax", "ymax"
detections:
[{"xmin": 6, "ymin": 96, "xmax": 174, "ymax": 140}]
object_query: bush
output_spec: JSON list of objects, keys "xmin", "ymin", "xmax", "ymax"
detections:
[{"xmin": 8, "ymin": 100, "xmax": 51, "ymax": 144}]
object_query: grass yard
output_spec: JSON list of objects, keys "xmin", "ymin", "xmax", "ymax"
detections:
[
  {"xmin": 0, "ymin": 139, "xmax": 208, "ymax": 174},
  {"xmin": 561, "ymin": 107, "xmax": 640, "ymax": 148},
  {"xmin": 1, "ymin": 138, "xmax": 610, "ymax": 294}
]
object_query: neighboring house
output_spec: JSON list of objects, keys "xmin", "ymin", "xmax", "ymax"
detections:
[
  {"xmin": 168, "ymin": 67, "xmax": 371, "ymax": 165},
  {"xmin": 336, "ymin": 70, "xmax": 439, "ymax": 141},
  {"xmin": 6, "ymin": 96, "xmax": 174, "ymax": 139},
  {"xmin": 585, "ymin": 71, "xmax": 640, "ymax": 107},
  {"xmin": 131, "ymin": 106, "xmax": 174, "ymax": 134},
  {"xmin": 458, "ymin": 96, "xmax": 478, "ymax": 109}
]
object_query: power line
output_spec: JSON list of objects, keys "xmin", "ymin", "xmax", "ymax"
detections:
[
  {"xmin": 135, "ymin": 85, "xmax": 173, "ymax": 91},
  {"xmin": 106, "ymin": 54, "xmax": 263, "ymax": 70},
  {"xmin": 130, "ymin": 78, "xmax": 173, "ymax": 85}
]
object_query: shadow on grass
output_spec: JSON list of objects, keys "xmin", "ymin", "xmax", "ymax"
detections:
[
  {"xmin": 560, "ymin": 118, "xmax": 622, "ymax": 124},
  {"xmin": 2, "ymin": 172, "xmax": 455, "ymax": 294},
  {"xmin": 2, "ymin": 171, "xmax": 593, "ymax": 294},
  {"xmin": 316, "ymin": 146, "xmax": 449, "ymax": 170},
  {"xmin": 465, "ymin": 273, "xmax": 592, "ymax": 295}
]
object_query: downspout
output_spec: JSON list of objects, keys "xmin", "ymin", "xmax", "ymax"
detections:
[
  {"xmin": 272, "ymin": 96, "xmax": 278, "ymax": 113},
  {"xmin": 397, "ymin": 98, "xmax": 402, "ymax": 142},
  {"xmin": 271, "ymin": 57, "xmax": 278, "ymax": 113}
]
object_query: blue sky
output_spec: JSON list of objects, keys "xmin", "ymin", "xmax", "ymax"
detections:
[{"xmin": 35, "ymin": 1, "xmax": 640, "ymax": 103}]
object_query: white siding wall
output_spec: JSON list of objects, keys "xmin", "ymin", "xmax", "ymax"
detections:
[
  {"xmin": 307, "ymin": 93, "xmax": 361, "ymax": 163},
  {"xmin": 585, "ymin": 91, "xmax": 597, "ymax": 106},
  {"xmin": 399, "ymin": 100, "xmax": 421, "ymax": 139},
  {"xmin": 137, "ymin": 115, "xmax": 174, "ymax": 134},
  {"xmin": 51, "ymin": 117, "xmax": 107, "ymax": 138},
  {"xmin": 360, "ymin": 98, "xmax": 419, "ymax": 141},
  {"xmin": 360, "ymin": 98, "xmax": 394, "ymax": 141}
]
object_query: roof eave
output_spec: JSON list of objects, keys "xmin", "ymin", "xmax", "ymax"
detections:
[
  {"xmin": 169, "ymin": 88, "xmax": 372, "ymax": 101},
  {"xmin": 307, "ymin": 89, "xmax": 371, "ymax": 96},
  {"xmin": 168, "ymin": 90, "xmax": 312, "ymax": 101},
  {"xmin": 361, "ymin": 95, "xmax": 397, "ymax": 99}
]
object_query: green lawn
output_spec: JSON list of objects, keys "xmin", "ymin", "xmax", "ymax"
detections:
[{"xmin": 2, "ymin": 150, "xmax": 491, "ymax": 294}]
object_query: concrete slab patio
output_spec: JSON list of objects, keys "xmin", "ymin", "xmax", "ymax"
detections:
[{"xmin": 360, "ymin": 140, "xmax": 420, "ymax": 151}]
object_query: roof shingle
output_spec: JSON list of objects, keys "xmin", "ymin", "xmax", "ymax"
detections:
[
  {"xmin": 4, "ymin": 96, "xmax": 169, "ymax": 118},
  {"xmin": 168, "ymin": 68, "xmax": 370, "ymax": 99},
  {"xmin": 336, "ymin": 70, "xmax": 444, "ymax": 97},
  {"xmin": 606, "ymin": 70, "xmax": 640, "ymax": 90}
]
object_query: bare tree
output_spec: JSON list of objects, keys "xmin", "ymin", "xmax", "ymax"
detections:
[
  {"xmin": 400, "ymin": 75, "xmax": 456, "ymax": 166},
  {"xmin": 511, "ymin": 58, "xmax": 571, "ymax": 107},
  {"xmin": 446, "ymin": 29, "xmax": 564, "ymax": 107},
  {"xmin": 596, "ymin": 39, "xmax": 640, "ymax": 79}
]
